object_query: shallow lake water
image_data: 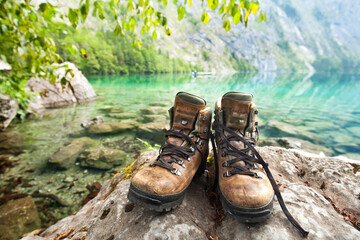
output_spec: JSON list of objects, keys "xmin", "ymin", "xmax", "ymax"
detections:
[{"xmin": 1, "ymin": 71, "xmax": 360, "ymax": 227}]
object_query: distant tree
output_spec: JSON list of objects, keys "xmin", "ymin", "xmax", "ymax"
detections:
[{"xmin": 0, "ymin": 0, "xmax": 266, "ymax": 113}]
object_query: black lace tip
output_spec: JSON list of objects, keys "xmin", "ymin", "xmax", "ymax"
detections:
[{"xmin": 299, "ymin": 228, "xmax": 309, "ymax": 238}]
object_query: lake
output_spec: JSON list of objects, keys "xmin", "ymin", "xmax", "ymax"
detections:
[{"xmin": 1, "ymin": 72, "xmax": 360, "ymax": 226}]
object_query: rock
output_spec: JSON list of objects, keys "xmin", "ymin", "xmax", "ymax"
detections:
[
  {"xmin": 0, "ymin": 93, "xmax": 18, "ymax": 129},
  {"xmin": 79, "ymin": 147, "xmax": 127, "ymax": 170},
  {"xmin": 259, "ymin": 137, "xmax": 334, "ymax": 156},
  {"xmin": 0, "ymin": 129, "xmax": 24, "ymax": 150},
  {"xmin": 81, "ymin": 116, "xmax": 104, "ymax": 128},
  {"xmin": 149, "ymin": 101, "xmax": 171, "ymax": 107},
  {"xmin": 68, "ymin": 129, "xmax": 86, "ymax": 138},
  {"xmin": 106, "ymin": 113, "xmax": 138, "ymax": 119},
  {"xmin": 49, "ymin": 137, "xmax": 95, "ymax": 169},
  {"xmin": 63, "ymin": 176, "xmax": 74, "ymax": 183},
  {"xmin": 0, "ymin": 196, "xmax": 41, "ymax": 240},
  {"xmin": 27, "ymin": 62, "xmax": 97, "ymax": 109},
  {"xmin": 87, "ymin": 121, "xmax": 139, "ymax": 135},
  {"xmin": 141, "ymin": 114, "xmax": 167, "ymax": 123},
  {"xmin": 140, "ymin": 106, "xmax": 167, "ymax": 115},
  {"xmin": 99, "ymin": 106, "xmax": 124, "ymax": 114},
  {"xmin": 137, "ymin": 122, "xmax": 169, "ymax": 143},
  {"xmin": 21, "ymin": 148, "xmax": 360, "ymax": 240}
]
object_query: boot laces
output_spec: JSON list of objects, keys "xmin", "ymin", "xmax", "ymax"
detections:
[
  {"xmin": 211, "ymin": 116, "xmax": 309, "ymax": 238},
  {"xmin": 150, "ymin": 130, "xmax": 197, "ymax": 176}
]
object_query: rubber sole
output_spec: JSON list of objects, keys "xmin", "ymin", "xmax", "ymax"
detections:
[
  {"xmin": 219, "ymin": 188, "xmax": 274, "ymax": 223},
  {"xmin": 127, "ymin": 156, "xmax": 207, "ymax": 212}
]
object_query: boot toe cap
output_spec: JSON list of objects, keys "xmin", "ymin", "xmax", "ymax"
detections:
[{"xmin": 131, "ymin": 166, "xmax": 179, "ymax": 195}]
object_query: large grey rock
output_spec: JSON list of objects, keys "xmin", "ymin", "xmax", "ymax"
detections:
[
  {"xmin": 87, "ymin": 120, "xmax": 139, "ymax": 135},
  {"xmin": 21, "ymin": 147, "xmax": 360, "ymax": 240},
  {"xmin": 0, "ymin": 196, "xmax": 41, "ymax": 240},
  {"xmin": 0, "ymin": 93, "xmax": 18, "ymax": 129},
  {"xmin": 79, "ymin": 147, "xmax": 127, "ymax": 170},
  {"xmin": 49, "ymin": 137, "xmax": 95, "ymax": 169},
  {"xmin": 27, "ymin": 62, "xmax": 97, "ymax": 109}
]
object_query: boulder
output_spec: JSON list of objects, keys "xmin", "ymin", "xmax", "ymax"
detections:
[
  {"xmin": 21, "ymin": 147, "xmax": 360, "ymax": 240},
  {"xmin": 27, "ymin": 62, "xmax": 97, "ymax": 109},
  {"xmin": 106, "ymin": 113, "xmax": 138, "ymax": 119},
  {"xmin": 49, "ymin": 137, "xmax": 95, "ymax": 169},
  {"xmin": 79, "ymin": 147, "xmax": 127, "ymax": 170},
  {"xmin": 87, "ymin": 120, "xmax": 139, "ymax": 135},
  {"xmin": 140, "ymin": 106, "xmax": 167, "ymax": 115},
  {"xmin": 99, "ymin": 106, "xmax": 124, "ymax": 114},
  {"xmin": 0, "ymin": 93, "xmax": 18, "ymax": 129},
  {"xmin": 0, "ymin": 196, "xmax": 41, "ymax": 240},
  {"xmin": 0, "ymin": 129, "xmax": 24, "ymax": 150},
  {"xmin": 137, "ymin": 122, "xmax": 169, "ymax": 143}
]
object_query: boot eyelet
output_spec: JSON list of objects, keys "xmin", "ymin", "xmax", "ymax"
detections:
[
  {"xmin": 203, "ymin": 127, "xmax": 208, "ymax": 133},
  {"xmin": 254, "ymin": 110, "xmax": 258, "ymax": 114},
  {"xmin": 203, "ymin": 115, "xmax": 207, "ymax": 121},
  {"xmin": 177, "ymin": 159, "xmax": 186, "ymax": 168},
  {"xmin": 221, "ymin": 151, "xmax": 226, "ymax": 157},
  {"xmin": 187, "ymin": 157, "xmax": 191, "ymax": 162},
  {"xmin": 181, "ymin": 120, "xmax": 188, "ymax": 125},
  {"xmin": 171, "ymin": 168, "xmax": 181, "ymax": 176},
  {"xmin": 190, "ymin": 146, "xmax": 195, "ymax": 152},
  {"xmin": 222, "ymin": 161, "xmax": 229, "ymax": 167},
  {"xmin": 223, "ymin": 171, "xmax": 231, "ymax": 177}
]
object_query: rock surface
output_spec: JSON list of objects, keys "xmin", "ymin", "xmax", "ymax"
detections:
[
  {"xmin": 0, "ymin": 129, "xmax": 24, "ymax": 150},
  {"xmin": 27, "ymin": 62, "xmax": 97, "ymax": 109},
  {"xmin": 140, "ymin": 106, "xmax": 167, "ymax": 115},
  {"xmin": 79, "ymin": 147, "xmax": 127, "ymax": 170},
  {"xmin": 21, "ymin": 147, "xmax": 360, "ymax": 240},
  {"xmin": 49, "ymin": 137, "xmax": 96, "ymax": 169},
  {"xmin": 0, "ymin": 93, "xmax": 18, "ymax": 129},
  {"xmin": 0, "ymin": 196, "xmax": 41, "ymax": 240},
  {"xmin": 137, "ymin": 122, "xmax": 169, "ymax": 143}
]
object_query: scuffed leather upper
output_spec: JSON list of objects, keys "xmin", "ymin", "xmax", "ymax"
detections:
[{"xmin": 132, "ymin": 93, "xmax": 211, "ymax": 195}]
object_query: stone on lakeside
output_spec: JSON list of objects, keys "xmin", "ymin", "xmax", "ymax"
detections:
[
  {"xmin": 27, "ymin": 62, "xmax": 97, "ymax": 109},
  {"xmin": 0, "ymin": 93, "xmax": 18, "ymax": 130},
  {"xmin": 136, "ymin": 122, "xmax": 169, "ymax": 143},
  {"xmin": 99, "ymin": 106, "xmax": 125, "ymax": 114},
  {"xmin": 141, "ymin": 114, "xmax": 167, "ymax": 123},
  {"xmin": 106, "ymin": 113, "xmax": 138, "ymax": 119},
  {"xmin": 22, "ymin": 147, "xmax": 360, "ymax": 240},
  {"xmin": 48, "ymin": 137, "xmax": 96, "ymax": 169},
  {"xmin": 80, "ymin": 147, "xmax": 127, "ymax": 170},
  {"xmin": 149, "ymin": 101, "xmax": 171, "ymax": 107}
]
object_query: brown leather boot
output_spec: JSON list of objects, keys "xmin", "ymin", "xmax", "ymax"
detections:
[
  {"xmin": 211, "ymin": 92, "xmax": 309, "ymax": 237},
  {"xmin": 128, "ymin": 92, "xmax": 211, "ymax": 211}
]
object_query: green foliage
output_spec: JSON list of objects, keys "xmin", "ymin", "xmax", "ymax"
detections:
[
  {"xmin": 229, "ymin": 53, "xmax": 258, "ymax": 72},
  {"xmin": 56, "ymin": 27, "xmax": 195, "ymax": 75},
  {"xmin": 312, "ymin": 57, "xmax": 360, "ymax": 74}
]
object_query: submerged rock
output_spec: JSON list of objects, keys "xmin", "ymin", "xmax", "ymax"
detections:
[
  {"xmin": 87, "ymin": 120, "xmax": 139, "ymax": 135},
  {"xmin": 21, "ymin": 147, "xmax": 360, "ymax": 240},
  {"xmin": 49, "ymin": 137, "xmax": 95, "ymax": 169},
  {"xmin": 99, "ymin": 106, "xmax": 124, "ymax": 114},
  {"xmin": 141, "ymin": 114, "xmax": 167, "ymax": 123},
  {"xmin": 106, "ymin": 113, "xmax": 138, "ymax": 119},
  {"xmin": 0, "ymin": 93, "xmax": 18, "ymax": 129},
  {"xmin": 81, "ymin": 116, "xmax": 104, "ymax": 128},
  {"xmin": 140, "ymin": 106, "xmax": 167, "ymax": 115},
  {"xmin": 79, "ymin": 147, "xmax": 127, "ymax": 170},
  {"xmin": 0, "ymin": 196, "xmax": 41, "ymax": 240},
  {"xmin": 137, "ymin": 122, "xmax": 169, "ymax": 143},
  {"xmin": 0, "ymin": 129, "xmax": 24, "ymax": 150},
  {"xmin": 27, "ymin": 62, "xmax": 97, "ymax": 109},
  {"xmin": 149, "ymin": 101, "xmax": 171, "ymax": 107}
]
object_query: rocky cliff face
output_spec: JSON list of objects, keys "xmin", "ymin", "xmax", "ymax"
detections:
[
  {"xmin": 21, "ymin": 147, "xmax": 360, "ymax": 240},
  {"xmin": 158, "ymin": 0, "xmax": 360, "ymax": 73}
]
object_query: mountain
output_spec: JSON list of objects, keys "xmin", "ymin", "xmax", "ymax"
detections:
[{"xmin": 157, "ymin": 0, "xmax": 360, "ymax": 73}]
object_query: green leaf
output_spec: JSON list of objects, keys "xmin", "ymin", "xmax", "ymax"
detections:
[
  {"xmin": 177, "ymin": 6, "xmax": 185, "ymax": 21},
  {"xmin": 233, "ymin": 11, "xmax": 241, "ymax": 25},
  {"xmin": 129, "ymin": 17, "xmax": 136, "ymax": 31},
  {"xmin": 201, "ymin": 12, "xmax": 210, "ymax": 24},
  {"xmin": 68, "ymin": 8, "xmax": 79, "ymax": 28},
  {"xmin": 162, "ymin": 0, "xmax": 168, "ymax": 6},
  {"xmin": 136, "ymin": 40, "xmax": 142, "ymax": 48},
  {"xmin": 114, "ymin": 24, "xmax": 122, "ymax": 36},
  {"xmin": 39, "ymin": 3, "xmax": 47, "ymax": 12},
  {"xmin": 223, "ymin": 19, "xmax": 231, "ymax": 31},
  {"xmin": 141, "ymin": 26, "xmax": 146, "ymax": 35},
  {"xmin": 80, "ymin": 0, "xmax": 90, "ymax": 23},
  {"xmin": 80, "ymin": 48, "xmax": 87, "ymax": 58},
  {"xmin": 152, "ymin": 30, "xmax": 157, "ymax": 40}
]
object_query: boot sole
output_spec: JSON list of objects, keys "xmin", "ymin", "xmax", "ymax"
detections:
[
  {"xmin": 127, "ymin": 155, "xmax": 207, "ymax": 212},
  {"xmin": 219, "ymin": 188, "xmax": 274, "ymax": 223}
]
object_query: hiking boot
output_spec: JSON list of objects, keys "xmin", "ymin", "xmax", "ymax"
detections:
[
  {"xmin": 211, "ymin": 91, "xmax": 309, "ymax": 237},
  {"xmin": 212, "ymin": 91, "xmax": 274, "ymax": 222},
  {"xmin": 128, "ymin": 92, "xmax": 211, "ymax": 211}
]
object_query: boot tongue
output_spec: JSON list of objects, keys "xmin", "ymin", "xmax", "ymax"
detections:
[
  {"xmin": 221, "ymin": 92, "xmax": 253, "ymax": 136},
  {"xmin": 172, "ymin": 92, "xmax": 206, "ymax": 134}
]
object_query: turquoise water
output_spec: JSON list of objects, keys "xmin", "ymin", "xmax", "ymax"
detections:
[
  {"xmin": 89, "ymin": 72, "xmax": 360, "ymax": 159},
  {"xmin": 1, "ymin": 72, "xmax": 359, "ymax": 228}
]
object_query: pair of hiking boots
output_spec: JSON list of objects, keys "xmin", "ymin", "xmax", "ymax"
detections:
[{"xmin": 127, "ymin": 92, "xmax": 308, "ymax": 237}]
